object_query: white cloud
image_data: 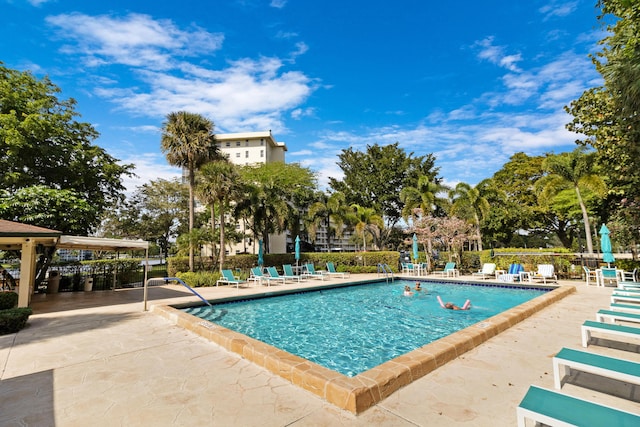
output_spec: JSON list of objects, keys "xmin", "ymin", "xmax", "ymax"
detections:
[
  {"xmin": 118, "ymin": 153, "xmax": 182, "ymax": 194},
  {"xmin": 474, "ymin": 36, "xmax": 522, "ymax": 72},
  {"xmin": 539, "ymin": 1, "xmax": 579, "ymax": 20},
  {"xmin": 270, "ymin": 0, "xmax": 287, "ymax": 8}
]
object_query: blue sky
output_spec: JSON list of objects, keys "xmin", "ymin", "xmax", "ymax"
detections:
[{"xmin": 2, "ymin": 0, "xmax": 603, "ymax": 192}]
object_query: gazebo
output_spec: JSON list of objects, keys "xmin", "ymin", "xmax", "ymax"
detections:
[{"xmin": 0, "ymin": 219, "xmax": 149, "ymax": 307}]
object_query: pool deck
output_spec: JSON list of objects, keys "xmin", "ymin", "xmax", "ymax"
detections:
[{"xmin": 2, "ymin": 274, "xmax": 640, "ymax": 426}]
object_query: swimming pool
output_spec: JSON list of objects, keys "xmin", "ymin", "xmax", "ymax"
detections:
[
  {"xmin": 154, "ymin": 277, "xmax": 574, "ymax": 413},
  {"xmin": 183, "ymin": 280, "xmax": 545, "ymax": 376}
]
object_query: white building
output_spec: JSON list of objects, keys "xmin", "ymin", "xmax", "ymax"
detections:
[{"xmin": 216, "ymin": 131, "xmax": 287, "ymax": 255}]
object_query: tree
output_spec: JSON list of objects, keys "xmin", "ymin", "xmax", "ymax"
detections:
[
  {"xmin": 237, "ymin": 162, "xmax": 316, "ymax": 253},
  {"xmin": 100, "ymin": 178, "xmax": 189, "ymax": 258},
  {"xmin": 0, "ymin": 64, "xmax": 133, "ymax": 283},
  {"xmin": 400, "ymin": 175, "xmax": 449, "ymax": 223},
  {"xmin": 346, "ymin": 204, "xmax": 384, "ymax": 251},
  {"xmin": 196, "ymin": 160, "xmax": 242, "ymax": 271},
  {"xmin": 329, "ymin": 142, "xmax": 440, "ymax": 230},
  {"xmin": 536, "ymin": 148, "xmax": 606, "ymax": 254},
  {"xmin": 307, "ymin": 191, "xmax": 349, "ymax": 251},
  {"xmin": 160, "ymin": 111, "xmax": 220, "ymax": 271},
  {"xmin": 449, "ymin": 181, "xmax": 490, "ymax": 251}
]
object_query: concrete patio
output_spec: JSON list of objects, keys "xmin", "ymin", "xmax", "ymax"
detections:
[{"xmin": 1, "ymin": 275, "xmax": 639, "ymax": 426}]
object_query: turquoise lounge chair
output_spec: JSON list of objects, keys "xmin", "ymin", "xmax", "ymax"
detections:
[
  {"xmin": 611, "ymin": 303, "xmax": 640, "ymax": 313},
  {"xmin": 267, "ymin": 266, "xmax": 296, "ymax": 283},
  {"xmin": 581, "ymin": 319, "xmax": 640, "ymax": 347},
  {"xmin": 250, "ymin": 267, "xmax": 285, "ymax": 286},
  {"xmin": 611, "ymin": 292, "xmax": 640, "ymax": 304},
  {"xmin": 553, "ymin": 347, "xmax": 640, "ymax": 390},
  {"xmin": 436, "ymin": 262, "xmax": 459, "ymax": 277},
  {"xmin": 597, "ymin": 308, "xmax": 640, "ymax": 325},
  {"xmin": 517, "ymin": 385, "xmax": 640, "ymax": 427},
  {"xmin": 216, "ymin": 269, "xmax": 246, "ymax": 288},
  {"xmin": 283, "ymin": 264, "xmax": 304, "ymax": 281},
  {"xmin": 326, "ymin": 261, "xmax": 350, "ymax": 278},
  {"xmin": 303, "ymin": 263, "xmax": 325, "ymax": 280}
]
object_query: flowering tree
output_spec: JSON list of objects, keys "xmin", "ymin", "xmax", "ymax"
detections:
[{"xmin": 412, "ymin": 214, "xmax": 473, "ymax": 270}]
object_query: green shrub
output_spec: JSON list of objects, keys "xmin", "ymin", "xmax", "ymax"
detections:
[
  {"xmin": 0, "ymin": 307, "xmax": 32, "ymax": 335},
  {"xmin": 175, "ymin": 271, "xmax": 220, "ymax": 287},
  {"xmin": 0, "ymin": 292, "xmax": 18, "ymax": 310}
]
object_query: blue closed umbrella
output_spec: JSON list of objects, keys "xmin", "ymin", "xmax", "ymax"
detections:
[
  {"xmin": 599, "ymin": 224, "xmax": 615, "ymax": 267},
  {"xmin": 295, "ymin": 235, "xmax": 301, "ymax": 266},
  {"xmin": 258, "ymin": 239, "xmax": 264, "ymax": 267},
  {"xmin": 412, "ymin": 233, "xmax": 419, "ymax": 262}
]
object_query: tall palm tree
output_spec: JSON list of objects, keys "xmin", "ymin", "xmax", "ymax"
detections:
[
  {"xmin": 307, "ymin": 191, "xmax": 348, "ymax": 250},
  {"xmin": 161, "ymin": 111, "xmax": 220, "ymax": 271},
  {"xmin": 347, "ymin": 204, "xmax": 384, "ymax": 251},
  {"xmin": 537, "ymin": 148, "xmax": 606, "ymax": 254},
  {"xmin": 400, "ymin": 175, "xmax": 449, "ymax": 223},
  {"xmin": 449, "ymin": 181, "xmax": 490, "ymax": 251},
  {"xmin": 196, "ymin": 159, "xmax": 242, "ymax": 272}
]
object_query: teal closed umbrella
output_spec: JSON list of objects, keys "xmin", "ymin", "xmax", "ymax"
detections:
[
  {"xmin": 412, "ymin": 234, "xmax": 419, "ymax": 262},
  {"xmin": 599, "ymin": 224, "xmax": 615, "ymax": 267},
  {"xmin": 295, "ymin": 235, "xmax": 301, "ymax": 267},
  {"xmin": 258, "ymin": 239, "xmax": 264, "ymax": 267}
]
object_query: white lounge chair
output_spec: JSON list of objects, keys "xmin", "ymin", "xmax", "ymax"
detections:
[
  {"xmin": 302, "ymin": 263, "xmax": 325, "ymax": 280},
  {"xmin": 611, "ymin": 303, "xmax": 640, "ymax": 313},
  {"xmin": 517, "ymin": 385, "xmax": 640, "ymax": 427},
  {"xmin": 281, "ymin": 264, "xmax": 302, "ymax": 282},
  {"xmin": 553, "ymin": 347, "xmax": 640, "ymax": 390},
  {"xmin": 581, "ymin": 320, "xmax": 640, "ymax": 347},
  {"xmin": 472, "ymin": 263, "xmax": 496, "ymax": 280},
  {"xmin": 530, "ymin": 264, "xmax": 557, "ymax": 284},
  {"xmin": 583, "ymin": 265, "xmax": 598, "ymax": 286},
  {"xmin": 611, "ymin": 292, "xmax": 640, "ymax": 305},
  {"xmin": 326, "ymin": 261, "xmax": 350, "ymax": 278},
  {"xmin": 250, "ymin": 267, "xmax": 286, "ymax": 286},
  {"xmin": 267, "ymin": 266, "xmax": 296, "ymax": 283}
]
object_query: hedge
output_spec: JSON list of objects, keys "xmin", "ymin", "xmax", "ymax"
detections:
[
  {"xmin": 0, "ymin": 307, "xmax": 32, "ymax": 335},
  {"xmin": 0, "ymin": 291, "xmax": 18, "ymax": 310}
]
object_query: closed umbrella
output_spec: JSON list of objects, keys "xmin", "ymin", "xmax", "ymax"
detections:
[
  {"xmin": 412, "ymin": 233, "xmax": 419, "ymax": 262},
  {"xmin": 258, "ymin": 239, "xmax": 264, "ymax": 267},
  {"xmin": 295, "ymin": 235, "xmax": 301, "ymax": 267},
  {"xmin": 599, "ymin": 224, "xmax": 615, "ymax": 267}
]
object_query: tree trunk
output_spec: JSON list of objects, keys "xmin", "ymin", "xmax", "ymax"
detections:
[
  {"xmin": 219, "ymin": 201, "xmax": 225, "ymax": 272},
  {"xmin": 575, "ymin": 185, "xmax": 594, "ymax": 254}
]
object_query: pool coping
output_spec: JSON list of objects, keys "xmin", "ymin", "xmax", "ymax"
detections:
[{"xmin": 151, "ymin": 280, "xmax": 576, "ymax": 414}]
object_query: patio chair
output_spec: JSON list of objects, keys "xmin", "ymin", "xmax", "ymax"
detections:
[
  {"xmin": 434, "ymin": 262, "xmax": 458, "ymax": 277},
  {"xmin": 326, "ymin": 261, "xmax": 350, "ymax": 278},
  {"xmin": 581, "ymin": 319, "xmax": 640, "ymax": 347},
  {"xmin": 530, "ymin": 264, "xmax": 557, "ymax": 284},
  {"xmin": 621, "ymin": 268, "xmax": 638, "ymax": 283},
  {"xmin": 517, "ymin": 384, "xmax": 640, "ymax": 427},
  {"xmin": 266, "ymin": 266, "xmax": 295, "ymax": 283},
  {"xmin": 250, "ymin": 267, "xmax": 285, "ymax": 286},
  {"xmin": 498, "ymin": 263, "xmax": 525, "ymax": 282},
  {"xmin": 552, "ymin": 347, "xmax": 640, "ymax": 390},
  {"xmin": 472, "ymin": 263, "xmax": 496, "ymax": 280},
  {"xmin": 583, "ymin": 266, "xmax": 598, "ymax": 286},
  {"xmin": 302, "ymin": 263, "xmax": 325, "ymax": 280},
  {"xmin": 598, "ymin": 267, "xmax": 619, "ymax": 287},
  {"xmin": 216, "ymin": 269, "xmax": 247, "ymax": 288},
  {"xmin": 283, "ymin": 264, "xmax": 304, "ymax": 281}
]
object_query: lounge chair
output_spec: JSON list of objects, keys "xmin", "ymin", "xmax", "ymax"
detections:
[
  {"xmin": 530, "ymin": 264, "xmax": 557, "ymax": 284},
  {"xmin": 472, "ymin": 263, "xmax": 496, "ymax": 280},
  {"xmin": 611, "ymin": 292, "xmax": 640, "ymax": 305},
  {"xmin": 326, "ymin": 261, "xmax": 350, "ymax": 278},
  {"xmin": 581, "ymin": 319, "xmax": 640, "ymax": 347},
  {"xmin": 434, "ymin": 262, "xmax": 458, "ymax": 277},
  {"xmin": 266, "ymin": 266, "xmax": 296, "ymax": 283},
  {"xmin": 216, "ymin": 269, "xmax": 246, "ymax": 288},
  {"xmin": 583, "ymin": 266, "xmax": 598, "ymax": 286},
  {"xmin": 281, "ymin": 264, "xmax": 302, "ymax": 282},
  {"xmin": 498, "ymin": 263, "xmax": 524, "ymax": 282},
  {"xmin": 611, "ymin": 302, "xmax": 640, "ymax": 313},
  {"xmin": 302, "ymin": 263, "xmax": 325, "ymax": 280},
  {"xmin": 598, "ymin": 267, "xmax": 620, "ymax": 287},
  {"xmin": 250, "ymin": 267, "xmax": 286, "ymax": 286},
  {"xmin": 553, "ymin": 347, "xmax": 640, "ymax": 390},
  {"xmin": 517, "ymin": 384, "xmax": 640, "ymax": 427},
  {"xmin": 596, "ymin": 308, "xmax": 640, "ymax": 325}
]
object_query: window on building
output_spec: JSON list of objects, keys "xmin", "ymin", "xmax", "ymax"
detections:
[
  {"xmin": 225, "ymin": 142, "xmax": 231, "ymax": 147},
  {"xmin": 245, "ymin": 150, "xmax": 249, "ymax": 158},
  {"xmin": 260, "ymin": 139, "xmax": 264, "ymax": 146},
  {"xmin": 245, "ymin": 139, "xmax": 249, "ymax": 146},
  {"xmin": 235, "ymin": 152, "xmax": 240, "ymax": 158},
  {"xmin": 260, "ymin": 149, "xmax": 264, "ymax": 157},
  {"xmin": 236, "ymin": 141, "xmax": 241, "ymax": 146}
]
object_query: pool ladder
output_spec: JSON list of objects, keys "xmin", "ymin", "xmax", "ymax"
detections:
[
  {"xmin": 144, "ymin": 277, "xmax": 212, "ymax": 310},
  {"xmin": 377, "ymin": 264, "xmax": 395, "ymax": 282}
]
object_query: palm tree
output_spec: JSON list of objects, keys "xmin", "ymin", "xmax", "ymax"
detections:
[
  {"xmin": 537, "ymin": 148, "xmax": 606, "ymax": 254},
  {"xmin": 307, "ymin": 191, "xmax": 348, "ymax": 251},
  {"xmin": 161, "ymin": 111, "xmax": 220, "ymax": 271},
  {"xmin": 400, "ymin": 175, "xmax": 449, "ymax": 223},
  {"xmin": 347, "ymin": 204, "xmax": 384, "ymax": 251},
  {"xmin": 196, "ymin": 160, "xmax": 242, "ymax": 272},
  {"xmin": 449, "ymin": 181, "xmax": 490, "ymax": 251}
]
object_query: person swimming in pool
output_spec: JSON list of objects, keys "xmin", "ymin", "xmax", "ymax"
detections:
[
  {"xmin": 403, "ymin": 285, "xmax": 413, "ymax": 296},
  {"xmin": 437, "ymin": 295, "xmax": 471, "ymax": 310},
  {"xmin": 414, "ymin": 282, "xmax": 422, "ymax": 291}
]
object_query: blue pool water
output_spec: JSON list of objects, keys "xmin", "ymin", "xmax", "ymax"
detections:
[{"xmin": 184, "ymin": 280, "xmax": 547, "ymax": 377}]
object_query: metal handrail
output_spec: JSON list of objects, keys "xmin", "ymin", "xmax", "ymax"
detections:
[{"xmin": 144, "ymin": 277, "xmax": 212, "ymax": 311}]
